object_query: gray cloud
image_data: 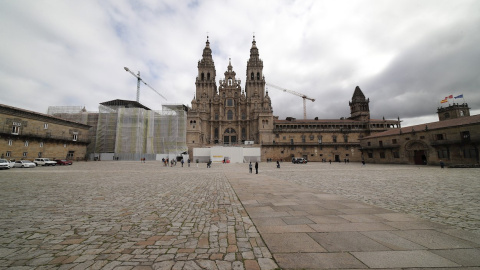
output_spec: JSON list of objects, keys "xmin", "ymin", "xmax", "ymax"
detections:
[{"xmin": 0, "ymin": 0, "xmax": 478, "ymax": 127}]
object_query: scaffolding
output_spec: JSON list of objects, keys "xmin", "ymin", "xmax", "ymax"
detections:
[
  {"xmin": 48, "ymin": 101, "xmax": 187, "ymax": 160},
  {"xmin": 47, "ymin": 106, "xmax": 90, "ymax": 124}
]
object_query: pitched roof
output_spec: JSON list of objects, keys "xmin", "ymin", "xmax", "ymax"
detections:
[
  {"xmin": 364, "ymin": 114, "xmax": 480, "ymax": 139},
  {"xmin": 100, "ymin": 99, "xmax": 151, "ymax": 111}
]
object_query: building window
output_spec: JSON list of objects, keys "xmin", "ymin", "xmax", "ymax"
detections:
[
  {"xmin": 283, "ymin": 136, "xmax": 286, "ymax": 140},
  {"xmin": 301, "ymin": 136, "xmax": 306, "ymax": 143},
  {"xmin": 24, "ymin": 141, "xmax": 29, "ymax": 147},
  {"xmin": 23, "ymin": 152, "xmax": 27, "ymax": 157},
  {"xmin": 67, "ymin": 151, "xmax": 74, "ymax": 159},
  {"xmin": 12, "ymin": 126, "xmax": 20, "ymax": 134},
  {"xmin": 214, "ymin": 128, "xmax": 219, "ymax": 138},
  {"xmin": 73, "ymin": 134, "xmax": 78, "ymax": 141},
  {"xmin": 310, "ymin": 135, "xmax": 314, "ymax": 140},
  {"xmin": 367, "ymin": 153, "xmax": 373, "ymax": 158},
  {"xmin": 318, "ymin": 135, "xmax": 322, "ymax": 144},
  {"xmin": 40, "ymin": 142, "xmax": 44, "ymax": 148},
  {"xmin": 302, "ymin": 146, "xmax": 306, "ymax": 150},
  {"xmin": 290, "ymin": 146, "xmax": 295, "ymax": 150},
  {"xmin": 6, "ymin": 151, "xmax": 11, "ymax": 157},
  {"xmin": 380, "ymin": 152, "xmax": 386, "ymax": 159},
  {"xmin": 227, "ymin": 110, "xmax": 233, "ymax": 120},
  {"xmin": 332, "ymin": 135, "xmax": 337, "ymax": 143},
  {"xmin": 435, "ymin": 134, "xmax": 444, "ymax": 140},
  {"xmin": 44, "ymin": 123, "xmax": 48, "ymax": 129},
  {"xmin": 344, "ymin": 135, "xmax": 348, "ymax": 142},
  {"xmin": 226, "ymin": 99, "xmax": 233, "ymax": 106},
  {"xmin": 392, "ymin": 139, "xmax": 397, "ymax": 144},
  {"xmin": 290, "ymin": 139, "xmax": 294, "ymax": 145},
  {"xmin": 367, "ymin": 142, "xmax": 371, "ymax": 146},
  {"xmin": 8, "ymin": 140, "xmax": 13, "ymax": 146},
  {"xmin": 393, "ymin": 151, "xmax": 400, "ymax": 158},
  {"xmin": 38, "ymin": 152, "xmax": 42, "ymax": 158},
  {"xmin": 464, "ymin": 148, "xmax": 476, "ymax": 158},
  {"xmin": 420, "ymin": 136, "xmax": 425, "ymax": 139},
  {"xmin": 461, "ymin": 131, "xmax": 470, "ymax": 142},
  {"xmin": 379, "ymin": 141, "xmax": 383, "ymax": 147},
  {"xmin": 438, "ymin": 149, "xmax": 449, "ymax": 159},
  {"xmin": 215, "ymin": 114, "xmax": 219, "ymax": 120},
  {"xmin": 444, "ymin": 112, "xmax": 450, "ymax": 119}
]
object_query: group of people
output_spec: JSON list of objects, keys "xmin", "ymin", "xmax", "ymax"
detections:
[{"xmin": 248, "ymin": 161, "xmax": 259, "ymax": 174}]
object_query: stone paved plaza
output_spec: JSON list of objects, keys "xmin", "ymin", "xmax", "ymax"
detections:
[{"xmin": 0, "ymin": 161, "xmax": 479, "ymax": 269}]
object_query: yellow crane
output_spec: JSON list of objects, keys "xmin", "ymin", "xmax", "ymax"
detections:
[{"xmin": 266, "ymin": 83, "xmax": 315, "ymax": 119}]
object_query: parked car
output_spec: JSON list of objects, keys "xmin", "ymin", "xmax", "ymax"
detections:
[
  {"xmin": 34, "ymin": 158, "xmax": 57, "ymax": 166},
  {"xmin": 0, "ymin": 159, "xmax": 11, "ymax": 170},
  {"xmin": 292, "ymin": 157, "xmax": 308, "ymax": 164},
  {"xmin": 55, "ymin": 159, "xmax": 73, "ymax": 165},
  {"xmin": 14, "ymin": 160, "xmax": 37, "ymax": 168}
]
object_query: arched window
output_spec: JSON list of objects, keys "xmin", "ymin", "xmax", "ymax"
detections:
[
  {"xmin": 207, "ymin": 73, "xmax": 210, "ymax": 80},
  {"xmin": 251, "ymin": 72, "xmax": 254, "ymax": 80},
  {"xmin": 257, "ymin": 72, "xmax": 260, "ymax": 80},
  {"xmin": 214, "ymin": 128, "xmax": 219, "ymax": 138},
  {"xmin": 201, "ymin": 73, "xmax": 204, "ymax": 80},
  {"xmin": 228, "ymin": 78, "xmax": 232, "ymax": 85},
  {"xmin": 227, "ymin": 110, "xmax": 233, "ymax": 120}
]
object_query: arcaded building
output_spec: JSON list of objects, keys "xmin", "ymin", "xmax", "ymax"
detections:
[
  {"xmin": 186, "ymin": 38, "xmax": 401, "ymax": 162},
  {"xmin": 360, "ymin": 103, "xmax": 479, "ymax": 166},
  {"xmin": 0, "ymin": 103, "xmax": 90, "ymax": 161}
]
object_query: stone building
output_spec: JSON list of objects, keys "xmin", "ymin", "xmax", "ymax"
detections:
[
  {"xmin": 187, "ymin": 37, "xmax": 273, "ymax": 154},
  {"xmin": 186, "ymin": 38, "xmax": 401, "ymax": 161},
  {"xmin": 360, "ymin": 103, "xmax": 480, "ymax": 166},
  {"xmin": 0, "ymin": 103, "xmax": 90, "ymax": 161}
]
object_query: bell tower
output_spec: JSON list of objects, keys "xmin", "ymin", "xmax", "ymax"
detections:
[
  {"xmin": 349, "ymin": 86, "xmax": 370, "ymax": 121},
  {"xmin": 245, "ymin": 36, "xmax": 265, "ymax": 100},
  {"xmin": 195, "ymin": 37, "xmax": 217, "ymax": 100}
]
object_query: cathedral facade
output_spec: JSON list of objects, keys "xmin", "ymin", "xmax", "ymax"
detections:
[
  {"xmin": 187, "ymin": 37, "xmax": 273, "ymax": 150},
  {"xmin": 186, "ymin": 38, "xmax": 401, "ymax": 162}
]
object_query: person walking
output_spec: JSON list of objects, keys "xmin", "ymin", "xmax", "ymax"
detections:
[
  {"xmin": 188, "ymin": 159, "xmax": 190, "ymax": 167},
  {"xmin": 249, "ymin": 162, "xmax": 252, "ymax": 173},
  {"xmin": 276, "ymin": 160, "xmax": 280, "ymax": 168},
  {"xmin": 255, "ymin": 161, "xmax": 258, "ymax": 174},
  {"xmin": 439, "ymin": 160, "xmax": 445, "ymax": 169},
  {"xmin": 181, "ymin": 159, "xmax": 184, "ymax": 167}
]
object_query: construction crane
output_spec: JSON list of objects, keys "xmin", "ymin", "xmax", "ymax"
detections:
[
  {"xmin": 124, "ymin": 67, "xmax": 167, "ymax": 102},
  {"xmin": 266, "ymin": 83, "xmax": 315, "ymax": 119}
]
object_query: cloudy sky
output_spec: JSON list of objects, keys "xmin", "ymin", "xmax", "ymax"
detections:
[{"xmin": 1, "ymin": 0, "xmax": 479, "ymax": 126}]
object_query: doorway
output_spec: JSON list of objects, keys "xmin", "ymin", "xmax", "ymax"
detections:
[{"xmin": 414, "ymin": 150, "xmax": 427, "ymax": 165}]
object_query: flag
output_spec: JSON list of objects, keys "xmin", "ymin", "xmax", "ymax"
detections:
[
  {"xmin": 454, "ymin": 94, "xmax": 463, "ymax": 99},
  {"xmin": 441, "ymin": 99, "xmax": 448, "ymax": 103},
  {"xmin": 448, "ymin": 95, "xmax": 453, "ymax": 99}
]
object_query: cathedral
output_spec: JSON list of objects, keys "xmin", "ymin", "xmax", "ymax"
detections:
[
  {"xmin": 187, "ymin": 37, "xmax": 273, "ymax": 147},
  {"xmin": 187, "ymin": 37, "xmax": 401, "ymax": 162}
]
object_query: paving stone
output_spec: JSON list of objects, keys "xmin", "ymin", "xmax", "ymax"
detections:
[
  {"xmin": 351, "ymin": 250, "xmax": 460, "ymax": 268},
  {"xmin": 1, "ymin": 162, "xmax": 479, "ymax": 270},
  {"xmin": 262, "ymin": 233, "xmax": 326, "ymax": 253}
]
